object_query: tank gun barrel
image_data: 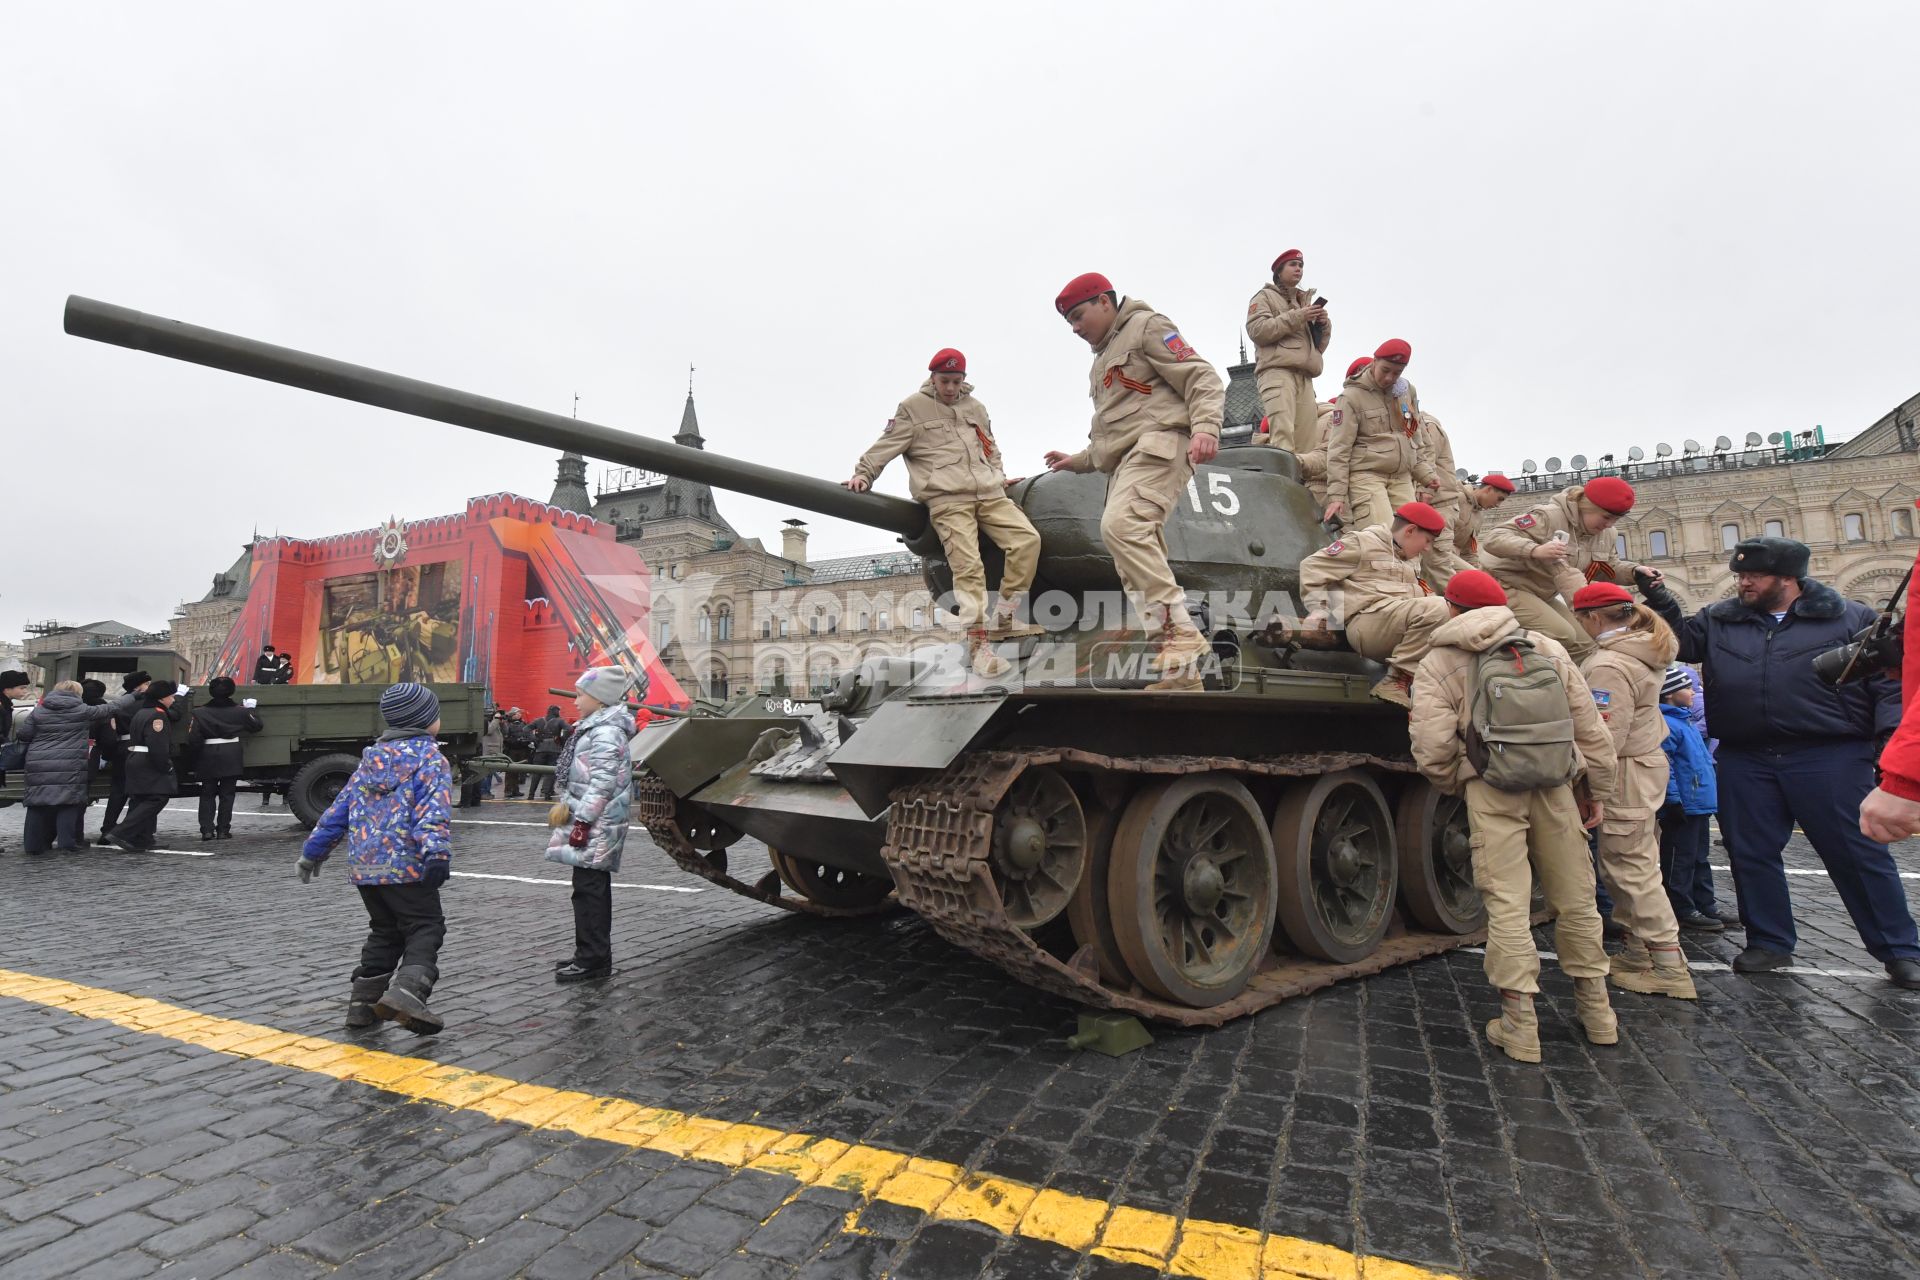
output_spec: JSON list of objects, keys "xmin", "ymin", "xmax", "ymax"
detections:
[{"xmin": 63, "ymin": 296, "xmax": 927, "ymax": 539}]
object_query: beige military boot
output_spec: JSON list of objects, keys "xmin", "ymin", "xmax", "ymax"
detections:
[
  {"xmin": 1369, "ymin": 670, "xmax": 1414, "ymax": 709},
  {"xmin": 1610, "ymin": 934, "xmax": 1652, "ymax": 976},
  {"xmin": 1573, "ymin": 977, "xmax": 1618, "ymax": 1045},
  {"xmin": 968, "ymin": 630, "xmax": 1013, "ymax": 680},
  {"xmin": 1611, "ymin": 944, "xmax": 1698, "ymax": 1000},
  {"xmin": 987, "ymin": 595, "xmax": 1044, "ymax": 639},
  {"xmin": 1486, "ymin": 990, "xmax": 1541, "ymax": 1063},
  {"xmin": 1146, "ymin": 623, "xmax": 1209, "ymax": 692}
]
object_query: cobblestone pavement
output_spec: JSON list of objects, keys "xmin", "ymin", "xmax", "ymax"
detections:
[{"xmin": 0, "ymin": 794, "xmax": 1917, "ymax": 1280}]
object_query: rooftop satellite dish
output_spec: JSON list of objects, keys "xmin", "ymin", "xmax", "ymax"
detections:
[
  {"xmin": 1571, "ymin": 454, "xmax": 1588, "ymax": 470},
  {"xmin": 1628, "ymin": 446, "xmax": 1645, "ymax": 461},
  {"xmin": 1767, "ymin": 432, "xmax": 1783, "ymax": 445},
  {"xmin": 1546, "ymin": 456, "xmax": 1563, "ymax": 472},
  {"xmin": 1522, "ymin": 459, "xmax": 1538, "ymax": 474},
  {"xmin": 1713, "ymin": 435, "xmax": 1732, "ymax": 452},
  {"xmin": 1683, "ymin": 439, "xmax": 1702, "ymax": 455},
  {"xmin": 1655, "ymin": 443, "xmax": 1674, "ymax": 458},
  {"xmin": 1455, "ymin": 467, "xmax": 1471, "ymax": 482},
  {"xmin": 1744, "ymin": 432, "xmax": 1763, "ymax": 448}
]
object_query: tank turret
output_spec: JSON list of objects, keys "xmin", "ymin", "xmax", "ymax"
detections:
[{"xmin": 65, "ymin": 295, "xmax": 1494, "ymax": 1025}]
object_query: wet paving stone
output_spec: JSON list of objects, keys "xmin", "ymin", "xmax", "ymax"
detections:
[{"xmin": 0, "ymin": 801, "xmax": 1915, "ymax": 1278}]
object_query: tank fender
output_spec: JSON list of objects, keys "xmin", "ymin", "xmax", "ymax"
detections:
[{"xmin": 827, "ymin": 693, "xmax": 1010, "ymax": 817}]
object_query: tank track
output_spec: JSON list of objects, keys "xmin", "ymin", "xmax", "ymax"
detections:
[
  {"xmin": 882, "ymin": 749, "xmax": 1496, "ymax": 1028},
  {"xmin": 635, "ymin": 772, "xmax": 896, "ymax": 919}
]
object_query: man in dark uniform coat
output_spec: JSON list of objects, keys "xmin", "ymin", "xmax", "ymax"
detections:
[
  {"xmin": 1644, "ymin": 537, "xmax": 1920, "ymax": 988},
  {"xmin": 190, "ymin": 676, "xmax": 263, "ymax": 839}
]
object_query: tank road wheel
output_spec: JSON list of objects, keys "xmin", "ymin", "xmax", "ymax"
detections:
[
  {"xmin": 287, "ymin": 753, "xmax": 362, "ymax": 828},
  {"xmin": 990, "ymin": 766, "xmax": 1088, "ymax": 930},
  {"xmin": 1107, "ymin": 774, "xmax": 1277, "ymax": 1007},
  {"xmin": 1065, "ymin": 807, "xmax": 1129, "ymax": 985},
  {"xmin": 1394, "ymin": 780, "xmax": 1485, "ymax": 935},
  {"xmin": 769, "ymin": 848, "xmax": 895, "ymax": 910},
  {"xmin": 1271, "ymin": 771, "xmax": 1399, "ymax": 963}
]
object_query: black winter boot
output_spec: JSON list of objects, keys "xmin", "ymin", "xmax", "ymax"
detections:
[
  {"xmin": 346, "ymin": 975, "xmax": 389, "ymax": 1029},
  {"xmin": 373, "ymin": 965, "xmax": 444, "ymax": 1035}
]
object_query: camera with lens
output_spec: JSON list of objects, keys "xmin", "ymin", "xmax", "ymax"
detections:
[{"xmin": 1813, "ymin": 617, "xmax": 1904, "ymax": 686}]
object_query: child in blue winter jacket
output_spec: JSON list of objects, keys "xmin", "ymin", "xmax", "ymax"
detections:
[
  {"xmin": 298, "ymin": 683, "xmax": 454, "ymax": 1033},
  {"xmin": 1657, "ymin": 665, "xmax": 1723, "ymax": 932}
]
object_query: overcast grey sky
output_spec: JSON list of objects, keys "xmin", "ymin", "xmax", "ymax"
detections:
[{"xmin": 7, "ymin": 2, "xmax": 1918, "ymax": 638}]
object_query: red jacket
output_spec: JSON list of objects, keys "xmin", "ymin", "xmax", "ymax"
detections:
[{"xmin": 1878, "ymin": 536, "xmax": 1920, "ymax": 801}]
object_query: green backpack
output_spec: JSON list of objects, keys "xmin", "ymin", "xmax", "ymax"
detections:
[{"xmin": 1465, "ymin": 632, "xmax": 1579, "ymax": 792}]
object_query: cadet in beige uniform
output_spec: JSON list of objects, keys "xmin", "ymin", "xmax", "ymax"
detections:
[
  {"xmin": 1451, "ymin": 472, "xmax": 1515, "ymax": 566},
  {"xmin": 1245, "ymin": 249, "xmax": 1329, "ymax": 453},
  {"xmin": 847, "ymin": 348, "xmax": 1042, "ymax": 678},
  {"xmin": 1571, "ymin": 583, "xmax": 1697, "ymax": 1000},
  {"xmin": 1324, "ymin": 339, "xmax": 1436, "ymax": 532},
  {"xmin": 1479, "ymin": 476, "xmax": 1641, "ymax": 664},
  {"xmin": 1295, "ymin": 358, "xmax": 1370, "ymax": 507},
  {"xmin": 1410, "ymin": 570, "xmax": 1620, "ymax": 1063},
  {"xmin": 1414, "ymin": 412, "xmax": 1476, "ymax": 592},
  {"xmin": 1298, "ymin": 501, "xmax": 1452, "ymax": 708},
  {"xmin": 1046, "ymin": 273, "xmax": 1224, "ymax": 691}
]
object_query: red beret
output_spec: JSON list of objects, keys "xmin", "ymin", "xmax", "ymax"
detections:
[
  {"xmin": 1583, "ymin": 476, "xmax": 1636, "ymax": 514},
  {"xmin": 1345, "ymin": 356, "xmax": 1374, "ymax": 379},
  {"xmin": 1373, "ymin": 338, "xmax": 1412, "ymax": 364},
  {"xmin": 1479, "ymin": 473, "xmax": 1515, "ymax": 494},
  {"xmin": 1271, "ymin": 249, "xmax": 1304, "ymax": 272},
  {"xmin": 928, "ymin": 348, "xmax": 966, "ymax": 375},
  {"xmin": 1396, "ymin": 501, "xmax": 1446, "ymax": 534},
  {"xmin": 1055, "ymin": 272, "xmax": 1113, "ymax": 317},
  {"xmin": 1445, "ymin": 570, "xmax": 1507, "ymax": 610},
  {"xmin": 1571, "ymin": 582, "xmax": 1634, "ymax": 610}
]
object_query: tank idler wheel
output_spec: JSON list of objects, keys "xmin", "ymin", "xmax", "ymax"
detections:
[
  {"xmin": 1064, "ymin": 806, "xmax": 1127, "ymax": 985},
  {"xmin": 1272, "ymin": 770, "xmax": 1398, "ymax": 963},
  {"xmin": 768, "ymin": 848, "xmax": 895, "ymax": 909},
  {"xmin": 990, "ymin": 766, "xmax": 1088, "ymax": 930},
  {"xmin": 1394, "ymin": 780, "xmax": 1485, "ymax": 935},
  {"xmin": 1107, "ymin": 774, "xmax": 1277, "ymax": 1007}
]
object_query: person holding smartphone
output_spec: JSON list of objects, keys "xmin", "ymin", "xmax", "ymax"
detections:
[
  {"xmin": 1480, "ymin": 476, "xmax": 1646, "ymax": 662},
  {"xmin": 1245, "ymin": 250, "xmax": 1330, "ymax": 453}
]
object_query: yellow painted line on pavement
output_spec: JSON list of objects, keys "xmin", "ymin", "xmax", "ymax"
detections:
[{"xmin": 0, "ymin": 969, "xmax": 1463, "ymax": 1280}]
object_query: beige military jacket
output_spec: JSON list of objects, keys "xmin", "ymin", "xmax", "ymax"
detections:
[
  {"xmin": 1408, "ymin": 605, "xmax": 1619, "ymax": 800},
  {"xmin": 1579, "ymin": 626, "xmax": 1677, "ymax": 823},
  {"xmin": 1326, "ymin": 370, "xmax": 1437, "ymax": 504},
  {"xmin": 1417, "ymin": 412, "xmax": 1462, "ymax": 513},
  {"xmin": 1479, "ymin": 484, "xmax": 1618, "ymax": 600},
  {"xmin": 1298, "ymin": 524, "xmax": 1423, "ymax": 619},
  {"xmin": 854, "ymin": 381, "xmax": 1008, "ymax": 511},
  {"xmin": 1245, "ymin": 283, "xmax": 1329, "ymax": 378},
  {"xmin": 1064, "ymin": 298, "xmax": 1224, "ymax": 475}
]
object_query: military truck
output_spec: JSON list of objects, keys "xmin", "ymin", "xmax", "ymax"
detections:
[{"xmin": 1, "ymin": 646, "xmax": 490, "ymax": 827}]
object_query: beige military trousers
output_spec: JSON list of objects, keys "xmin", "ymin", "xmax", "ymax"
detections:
[
  {"xmin": 1101, "ymin": 434, "xmax": 1193, "ymax": 630},
  {"xmin": 1595, "ymin": 756, "xmax": 1681, "ymax": 945},
  {"xmin": 1344, "ymin": 471, "xmax": 1416, "ymax": 533},
  {"xmin": 1345, "ymin": 597, "xmax": 1451, "ymax": 673},
  {"xmin": 1256, "ymin": 368, "xmax": 1318, "ymax": 453},
  {"xmin": 929, "ymin": 496, "xmax": 1042, "ymax": 629},
  {"xmin": 1464, "ymin": 778, "xmax": 1610, "ymax": 994},
  {"xmin": 1505, "ymin": 589, "xmax": 1594, "ymax": 662}
]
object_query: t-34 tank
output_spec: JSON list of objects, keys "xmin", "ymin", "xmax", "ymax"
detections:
[{"xmin": 64, "ymin": 295, "xmax": 1486, "ymax": 1026}]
